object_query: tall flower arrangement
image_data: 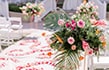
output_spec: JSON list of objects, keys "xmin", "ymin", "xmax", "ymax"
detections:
[{"xmin": 45, "ymin": 2, "xmax": 106, "ymax": 70}]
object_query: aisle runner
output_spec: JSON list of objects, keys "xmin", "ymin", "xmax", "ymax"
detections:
[{"xmin": 0, "ymin": 30, "xmax": 56, "ymax": 70}]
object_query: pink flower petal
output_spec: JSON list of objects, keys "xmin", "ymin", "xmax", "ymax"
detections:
[
  {"xmin": 67, "ymin": 37, "xmax": 75, "ymax": 45},
  {"xmin": 77, "ymin": 20, "xmax": 85, "ymax": 28},
  {"xmin": 82, "ymin": 40, "xmax": 90, "ymax": 50}
]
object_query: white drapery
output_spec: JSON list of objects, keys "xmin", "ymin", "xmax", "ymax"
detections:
[{"xmin": 0, "ymin": 0, "xmax": 9, "ymax": 18}]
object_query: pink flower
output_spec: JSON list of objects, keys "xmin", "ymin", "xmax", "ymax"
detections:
[
  {"xmin": 72, "ymin": 20, "xmax": 75, "ymax": 24},
  {"xmin": 71, "ymin": 27, "xmax": 75, "ymax": 30},
  {"xmin": 94, "ymin": 20, "xmax": 106, "ymax": 26},
  {"xmin": 67, "ymin": 37, "xmax": 75, "ymax": 45},
  {"xmin": 86, "ymin": 48, "xmax": 93, "ymax": 55},
  {"xmin": 77, "ymin": 20, "xmax": 85, "ymax": 28},
  {"xmin": 71, "ymin": 22, "xmax": 76, "ymax": 27},
  {"xmin": 65, "ymin": 22, "xmax": 71, "ymax": 28},
  {"xmin": 58, "ymin": 19, "xmax": 65, "ymax": 26},
  {"xmin": 82, "ymin": 40, "xmax": 90, "ymax": 50},
  {"xmin": 71, "ymin": 20, "xmax": 76, "ymax": 26},
  {"xmin": 71, "ymin": 45, "xmax": 76, "ymax": 50}
]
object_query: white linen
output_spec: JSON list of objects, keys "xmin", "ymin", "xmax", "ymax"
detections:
[{"xmin": 0, "ymin": 29, "xmax": 87, "ymax": 70}]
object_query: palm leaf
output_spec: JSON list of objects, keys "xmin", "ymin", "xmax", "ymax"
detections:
[
  {"xmin": 54, "ymin": 51, "xmax": 80, "ymax": 70},
  {"xmin": 43, "ymin": 8, "xmax": 70, "ymax": 31}
]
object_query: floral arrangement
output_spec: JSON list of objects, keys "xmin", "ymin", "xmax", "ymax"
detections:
[
  {"xmin": 45, "ymin": 2, "xmax": 106, "ymax": 70},
  {"xmin": 20, "ymin": 2, "xmax": 44, "ymax": 20}
]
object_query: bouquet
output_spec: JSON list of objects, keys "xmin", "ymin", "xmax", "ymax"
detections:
[
  {"xmin": 44, "ymin": 2, "xmax": 106, "ymax": 70},
  {"xmin": 20, "ymin": 2, "xmax": 44, "ymax": 21}
]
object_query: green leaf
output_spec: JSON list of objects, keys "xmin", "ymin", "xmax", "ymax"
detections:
[
  {"xmin": 54, "ymin": 51, "xmax": 79, "ymax": 70},
  {"xmin": 43, "ymin": 8, "xmax": 70, "ymax": 31}
]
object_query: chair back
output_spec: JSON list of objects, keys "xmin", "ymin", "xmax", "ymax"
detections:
[{"xmin": 8, "ymin": 17, "xmax": 22, "ymax": 25}]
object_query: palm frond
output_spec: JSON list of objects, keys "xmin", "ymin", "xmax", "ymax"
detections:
[
  {"xmin": 43, "ymin": 8, "xmax": 70, "ymax": 31},
  {"xmin": 54, "ymin": 51, "xmax": 80, "ymax": 70}
]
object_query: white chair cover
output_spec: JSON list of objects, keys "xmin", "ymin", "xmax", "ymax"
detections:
[
  {"xmin": 63, "ymin": 0, "xmax": 82, "ymax": 10},
  {"xmin": 34, "ymin": 0, "xmax": 56, "ymax": 21},
  {"xmin": 0, "ymin": 17, "xmax": 11, "ymax": 28},
  {"xmin": 0, "ymin": 0, "xmax": 9, "ymax": 18},
  {"xmin": 8, "ymin": 17, "xmax": 23, "ymax": 40}
]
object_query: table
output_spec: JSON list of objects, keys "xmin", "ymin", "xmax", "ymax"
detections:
[{"xmin": 0, "ymin": 29, "xmax": 87, "ymax": 70}]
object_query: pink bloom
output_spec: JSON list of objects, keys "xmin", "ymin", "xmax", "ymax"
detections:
[
  {"xmin": 82, "ymin": 40, "xmax": 90, "ymax": 50},
  {"xmin": 77, "ymin": 20, "xmax": 85, "ymax": 28},
  {"xmin": 72, "ymin": 20, "xmax": 76, "ymax": 27},
  {"xmin": 94, "ymin": 20, "xmax": 106, "ymax": 26},
  {"xmin": 71, "ymin": 27, "xmax": 75, "ymax": 30},
  {"xmin": 71, "ymin": 45, "xmax": 76, "ymax": 50},
  {"xmin": 58, "ymin": 19, "xmax": 65, "ymax": 26},
  {"xmin": 67, "ymin": 37, "xmax": 75, "ymax": 45},
  {"xmin": 72, "ymin": 20, "xmax": 75, "ymax": 24},
  {"xmin": 65, "ymin": 22, "xmax": 71, "ymax": 28},
  {"xmin": 71, "ymin": 20, "xmax": 76, "ymax": 30},
  {"xmin": 71, "ymin": 22, "xmax": 76, "ymax": 27},
  {"xmin": 86, "ymin": 48, "xmax": 93, "ymax": 55}
]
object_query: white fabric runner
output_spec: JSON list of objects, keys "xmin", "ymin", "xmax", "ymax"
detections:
[{"xmin": 0, "ymin": 29, "xmax": 87, "ymax": 70}]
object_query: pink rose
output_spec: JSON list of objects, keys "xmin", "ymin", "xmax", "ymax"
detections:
[
  {"xmin": 71, "ymin": 27, "xmax": 75, "ymax": 30},
  {"xmin": 71, "ymin": 20, "xmax": 76, "ymax": 26},
  {"xmin": 71, "ymin": 45, "xmax": 76, "ymax": 50},
  {"xmin": 72, "ymin": 20, "xmax": 75, "ymax": 24},
  {"xmin": 71, "ymin": 22, "xmax": 76, "ymax": 27},
  {"xmin": 58, "ymin": 19, "xmax": 65, "ymax": 26},
  {"xmin": 86, "ymin": 48, "xmax": 93, "ymax": 55},
  {"xmin": 82, "ymin": 40, "xmax": 90, "ymax": 50},
  {"xmin": 77, "ymin": 20, "xmax": 85, "ymax": 28},
  {"xmin": 67, "ymin": 37, "xmax": 75, "ymax": 45},
  {"xmin": 65, "ymin": 22, "xmax": 71, "ymax": 28}
]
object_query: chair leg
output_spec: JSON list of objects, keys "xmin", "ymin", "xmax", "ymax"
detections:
[{"xmin": 0, "ymin": 45, "xmax": 2, "ymax": 52}]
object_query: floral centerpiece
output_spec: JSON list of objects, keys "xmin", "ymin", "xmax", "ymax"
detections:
[
  {"xmin": 20, "ymin": 2, "xmax": 44, "ymax": 21},
  {"xmin": 44, "ymin": 2, "xmax": 106, "ymax": 70}
]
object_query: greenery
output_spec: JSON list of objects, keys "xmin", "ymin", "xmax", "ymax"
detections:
[
  {"xmin": 44, "ymin": 2, "xmax": 106, "ymax": 70},
  {"xmin": 44, "ymin": 8, "xmax": 70, "ymax": 31},
  {"xmin": 9, "ymin": 3, "xmax": 22, "ymax": 12}
]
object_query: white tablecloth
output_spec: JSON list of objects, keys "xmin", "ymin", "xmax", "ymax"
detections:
[{"xmin": 0, "ymin": 29, "xmax": 87, "ymax": 70}]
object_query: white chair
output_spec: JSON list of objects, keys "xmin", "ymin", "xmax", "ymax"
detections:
[
  {"xmin": 0, "ymin": 17, "xmax": 11, "ymax": 28},
  {"xmin": 0, "ymin": 34, "xmax": 2, "ymax": 52},
  {"xmin": 34, "ymin": 0, "xmax": 57, "ymax": 21},
  {"xmin": 8, "ymin": 17, "xmax": 23, "ymax": 40},
  {"xmin": 0, "ymin": 28, "xmax": 14, "ymax": 46},
  {"xmin": 89, "ymin": 0, "xmax": 107, "ymax": 19},
  {"xmin": 63, "ymin": 0, "xmax": 82, "ymax": 10},
  {"xmin": 88, "ymin": 56, "xmax": 109, "ymax": 70},
  {"xmin": 0, "ymin": 0, "xmax": 9, "ymax": 18}
]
